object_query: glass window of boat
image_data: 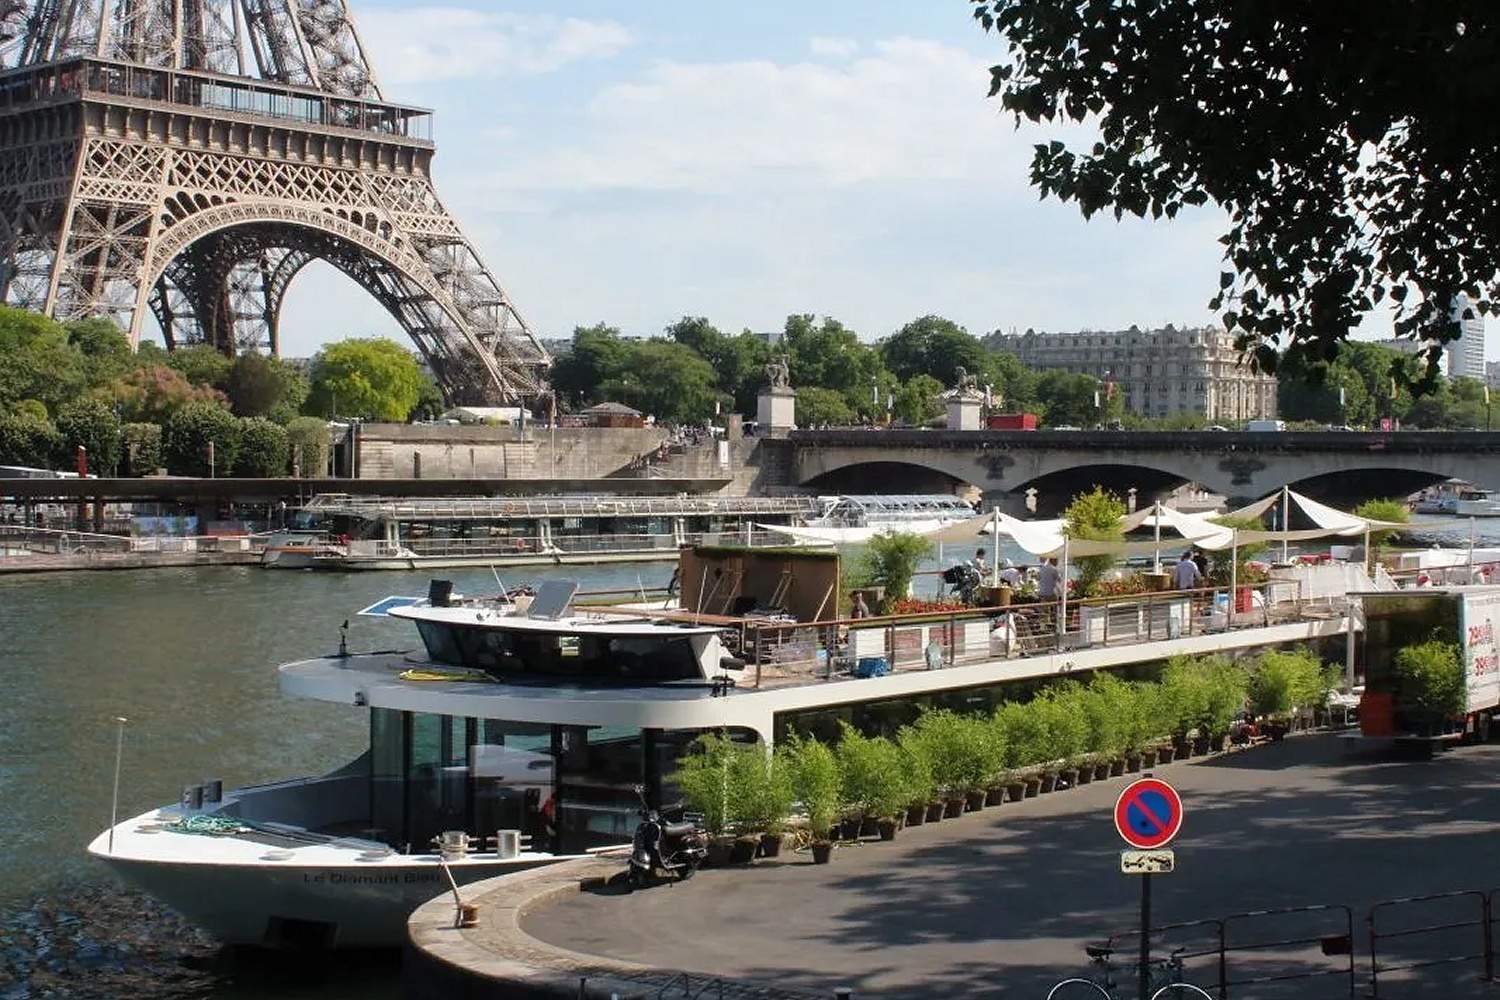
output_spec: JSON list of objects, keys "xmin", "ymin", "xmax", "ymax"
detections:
[{"xmin": 413, "ymin": 621, "xmax": 705, "ymax": 681}]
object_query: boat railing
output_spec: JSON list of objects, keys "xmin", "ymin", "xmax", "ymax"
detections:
[
  {"xmin": 735, "ymin": 580, "xmax": 1320, "ymax": 689},
  {"xmin": 0, "ymin": 526, "xmax": 272, "ymax": 560},
  {"xmin": 297, "ymin": 493, "xmax": 825, "ymax": 521},
  {"xmin": 344, "ymin": 529, "xmax": 801, "ymax": 560}
]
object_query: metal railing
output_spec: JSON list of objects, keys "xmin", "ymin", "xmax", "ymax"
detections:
[
  {"xmin": 301, "ymin": 493, "xmax": 824, "ymax": 520},
  {"xmin": 0, "ymin": 526, "xmax": 269, "ymax": 561},
  {"xmin": 338, "ymin": 529, "xmax": 801, "ymax": 561},
  {"xmin": 735, "ymin": 581, "xmax": 1313, "ymax": 689}
]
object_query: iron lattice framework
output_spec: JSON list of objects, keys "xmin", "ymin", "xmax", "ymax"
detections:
[{"xmin": 0, "ymin": 1, "xmax": 549, "ymax": 404}]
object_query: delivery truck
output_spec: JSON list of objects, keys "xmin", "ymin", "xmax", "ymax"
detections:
[{"xmin": 1358, "ymin": 588, "xmax": 1500, "ymax": 752}]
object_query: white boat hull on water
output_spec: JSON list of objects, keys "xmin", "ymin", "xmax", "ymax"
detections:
[{"xmin": 87, "ymin": 806, "xmax": 575, "ymax": 948}]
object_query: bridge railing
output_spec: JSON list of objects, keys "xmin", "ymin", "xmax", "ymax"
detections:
[{"xmin": 738, "ymin": 581, "xmax": 1314, "ymax": 690}]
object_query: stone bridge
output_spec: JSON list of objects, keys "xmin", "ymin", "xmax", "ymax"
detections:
[{"xmin": 785, "ymin": 430, "xmax": 1500, "ymax": 511}]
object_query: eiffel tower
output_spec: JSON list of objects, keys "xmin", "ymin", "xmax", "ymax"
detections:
[{"xmin": 0, "ymin": 1, "xmax": 549, "ymax": 404}]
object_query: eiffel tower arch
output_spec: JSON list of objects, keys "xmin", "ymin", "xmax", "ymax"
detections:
[{"xmin": 0, "ymin": 1, "xmax": 550, "ymax": 404}]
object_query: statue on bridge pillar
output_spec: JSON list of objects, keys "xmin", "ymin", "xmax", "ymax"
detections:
[
  {"xmin": 758, "ymin": 354, "xmax": 796, "ymax": 437},
  {"xmin": 944, "ymin": 366, "xmax": 985, "ymax": 431}
]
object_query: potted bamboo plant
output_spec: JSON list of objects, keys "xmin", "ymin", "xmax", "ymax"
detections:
[
  {"xmin": 673, "ymin": 731, "xmax": 745, "ymax": 867},
  {"xmin": 835, "ymin": 724, "xmax": 908, "ymax": 842},
  {"xmin": 783, "ymin": 733, "xmax": 841, "ymax": 864},
  {"xmin": 897, "ymin": 732, "xmax": 935, "ymax": 826}
]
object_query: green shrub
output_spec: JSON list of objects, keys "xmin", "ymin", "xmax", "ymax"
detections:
[
  {"xmin": 285, "ymin": 416, "xmax": 331, "ymax": 477},
  {"xmin": 855, "ymin": 531, "xmax": 934, "ymax": 611},
  {"xmin": 834, "ymin": 723, "xmax": 907, "ymax": 819},
  {"xmin": 901, "ymin": 710, "xmax": 1000, "ymax": 794},
  {"xmin": 237, "ymin": 417, "xmax": 290, "ymax": 478},
  {"xmin": 1249, "ymin": 649, "xmax": 1333, "ymax": 718},
  {"xmin": 163, "ymin": 401, "xmax": 240, "ymax": 476},
  {"xmin": 1161, "ymin": 654, "xmax": 1248, "ymax": 736},
  {"xmin": 780, "ymin": 732, "xmax": 841, "ymax": 840},
  {"xmin": 735, "ymin": 743, "xmax": 793, "ymax": 835},
  {"xmin": 1036, "ymin": 685, "xmax": 1089, "ymax": 767},
  {"xmin": 1062, "ymin": 486, "xmax": 1126, "ymax": 597},
  {"xmin": 895, "ymin": 730, "xmax": 936, "ymax": 808},
  {"xmin": 993, "ymin": 699, "xmax": 1047, "ymax": 769},
  {"xmin": 121, "ymin": 422, "xmax": 162, "ymax": 476},
  {"xmin": 1081, "ymin": 673, "xmax": 1129, "ymax": 757},
  {"xmin": 1393, "ymin": 641, "xmax": 1465, "ymax": 728},
  {"xmin": 1353, "ymin": 498, "xmax": 1410, "ymax": 567},
  {"xmin": 0, "ymin": 413, "xmax": 61, "ymax": 468},
  {"xmin": 54, "ymin": 398, "xmax": 121, "ymax": 473},
  {"xmin": 672, "ymin": 732, "xmax": 742, "ymax": 836}
]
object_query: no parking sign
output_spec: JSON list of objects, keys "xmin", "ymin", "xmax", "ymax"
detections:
[{"xmin": 1113, "ymin": 777, "xmax": 1184, "ymax": 850}]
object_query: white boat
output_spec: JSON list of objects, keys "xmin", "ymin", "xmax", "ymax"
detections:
[
  {"xmin": 264, "ymin": 494, "xmax": 827, "ymax": 571},
  {"xmin": 91, "ymin": 568, "xmax": 1361, "ymax": 949},
  {"xmin": 1413, "ymin": 480, "xmax": 1468, "ymax": 515},
  {"xmin": 1454, "ymin": 489, "xmax": 1500, "ymax": 518},
  {"xmin": 760, "ymin": 494, "xmax": 978, "ymax": 545}
]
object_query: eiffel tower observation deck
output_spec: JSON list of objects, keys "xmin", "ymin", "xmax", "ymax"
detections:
[{"xmin": 0, "ymin": 1, "xmax": 550, "ymax": 404}]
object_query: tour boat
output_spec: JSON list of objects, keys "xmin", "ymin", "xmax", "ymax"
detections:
[
  {"xmin": 262, "ymin": 493, "xmax": 826, "ymax": 571},
  {"xmin": 90, "ymin": 560, "xmax": 1363, "ymax": 949},
  {"xmin": 1413, "ymin": 480, "xmax": 1468, "ymax": 515},
  {"xmin": 759, "ymin": 493, "xmax": 979, "ymax": 545}
]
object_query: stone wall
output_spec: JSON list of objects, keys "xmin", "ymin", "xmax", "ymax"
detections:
[{"xmin": 351, "ymin": 424, "xmax": 669, "ymax": 481}]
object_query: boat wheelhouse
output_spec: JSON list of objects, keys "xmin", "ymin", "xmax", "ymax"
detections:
[
  {"xmin": 90, "ymin": 564, "xmax": 1367, "ymax": 949},
  {"xmin": 264, "ymin": 493, "xmax": 828, "ymax": 570}
]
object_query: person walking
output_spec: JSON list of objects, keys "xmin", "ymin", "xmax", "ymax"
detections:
[
  {"xmin": 1038, "ymin": 557, "xmax": 1060, "ymax": 599},
  {"xmin": 1175, "ymin": 550, "xmax": 1202, "ymax": 591}
]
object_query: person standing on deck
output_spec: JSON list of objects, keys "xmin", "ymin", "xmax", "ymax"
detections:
[{"xmin": 1175, "ymin": 551, "xmax": 1202, "ymax": 591}]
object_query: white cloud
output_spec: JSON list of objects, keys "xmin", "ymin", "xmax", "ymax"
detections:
[
  {"xmin": 482, "ymin": 38, "xmax": 1083, "ymax": 196},
  {"xmin": 359, "ymin": 9, "xmax": 634, "ymax": 84},
  {"xmin": 809, "ymin": 36, "xmax": 859, "ymax": 59}
]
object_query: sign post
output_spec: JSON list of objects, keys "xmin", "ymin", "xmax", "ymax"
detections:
[{"xmin": 1113, "ymin": 776, "xmax": 1185, "ymax": 1000}]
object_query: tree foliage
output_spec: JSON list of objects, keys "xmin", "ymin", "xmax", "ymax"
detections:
[
  {"xmin": 167, "ymin": 344, "xmax": 234, "ymax": 390},
  {"xmin": 306, "ymin": 338, "xmax": 423, "ymax": 422},
  {"xmin": 1062, "ymin": 486, "xmax": 1125, "ymax": 597},
  {"xmin": 121, "ymin": 422, "xmax": 163, "ymax": 476},
  {"xmin": 794, "ymin": 386, "xmax": 855, "ymax": 427},
  {"xmin": 237, "ymin": 417, "xmax": 290, "ymax": 477},
  {"xmin": 0, "ymin": 413, "xmax": 62, "ymax": 468},
  {"xmin": 971, "ymin": 2, "xmax": 1498, "ymax": 386},
  {"xmin": 226, "ymin": 353, "xmax": 309, "ymax": 422},
  {"xmin": 55, "ymin": 398, "xmax": 122, "ymax": 474},
  {"xmin": 854, "ymin": 530, "xmax": 934, "ymax": 610},
  {"xmin": 163, "ymin": 401, "xmax": 242, "ymax": 476},
  {"xmin": 103, "ymin": 366, "xmax": 225, "ymax": 425}
]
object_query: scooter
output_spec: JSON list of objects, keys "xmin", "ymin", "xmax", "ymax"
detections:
[{"xmin": 626, "ymin": 785, "xmax": 708, "ymax": 890}]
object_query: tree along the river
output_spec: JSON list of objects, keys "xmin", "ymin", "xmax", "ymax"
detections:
[{"xmin": 971, "ymin": 2, "xmax": 1498, "ymax": 386}]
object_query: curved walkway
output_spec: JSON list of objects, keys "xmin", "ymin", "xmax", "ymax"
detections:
[{"xmin": 521, "ymin": 736, "xmax": 1500, "ymax": 998}]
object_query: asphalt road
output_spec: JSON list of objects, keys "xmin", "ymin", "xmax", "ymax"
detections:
[{"xmin": 526, "ymin": 735, "xmax": 1500, "ymax": 999}]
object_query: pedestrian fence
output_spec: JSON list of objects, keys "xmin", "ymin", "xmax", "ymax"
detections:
[{"xmin": 1072, "ymin": 888, "xmax": 1500, "ymax": 999}]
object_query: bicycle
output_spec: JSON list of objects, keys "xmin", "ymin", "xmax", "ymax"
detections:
[{"xmin": 1045, "ymin": 942, "xmax": 1213, "ymax": 1000}]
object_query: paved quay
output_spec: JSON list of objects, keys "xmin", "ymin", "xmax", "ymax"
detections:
[{"xmin": 515, "ymin": 735, "xmax": 1500, "ymax": 998}]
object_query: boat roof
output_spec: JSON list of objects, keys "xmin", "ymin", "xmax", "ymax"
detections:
[
  {"xmin": 387, "ymin": 604, "xmax": 725, "ymax": 636},
  {"xmin": 299, "ymin": 493, "xmax": 824, "ymax": 521},
  {"xmin": 818, "ymin": 494, "xmax": 975, "ymax": 514}
]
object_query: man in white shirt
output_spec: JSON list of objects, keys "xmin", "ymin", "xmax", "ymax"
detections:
[
  {"xmin": 1174, "ymin": 551, "xmax": 1202, "ymax": 590},
  {"xmin": 969, "ymin": 548, "xmax": 989, "ymax": 578},
  {"xmin": 1038, "ymin": 558, "xmax": 1060, "ymax": 599},
  {"xmin": 999, "ymin": 559, "xmax": 1022, "ymax": 588}
]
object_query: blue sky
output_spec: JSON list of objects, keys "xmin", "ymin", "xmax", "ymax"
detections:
[{"xmin": 255, "ymin": 2, "xmax": 1427, "ymax": 358}]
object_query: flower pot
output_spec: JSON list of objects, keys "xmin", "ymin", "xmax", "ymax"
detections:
[
  {"xmin": 1109, "ymin": 758, "xmax": 1126, "ymax": 777},
  {"xmin": 730, "ymin": 835, "xmax": 759, "ymax": 864},
  {"xmin": 926, "ymin": 801, "xmax": 946, "ymax": 822},
  {"xmin": 1124, "ymin": 753, "xmax": 1142, "ymax": 774},
  {"xmin": 840, "ymin": 816, "xmax": 862, "ymax": 841},
  {"xmin": 985, "ymin": 785, "xmax": 1007, "ymax": 807},
  {"xmin": 1094, "ymin": 763, "xmax": 1111, "ymax": 782},
  {"xmin": 859, "ymin": 816, "xmax": 880, "ymax": 838},
  {"xmin": 1006, "ymin": 781, "xmax": 1026, "ymax": 802},
  {"xmin": 1267, "ymin": 723, "xmax": 1289, "ymax": 742},
  {"xmin": 811, "ymin": 841, "xmax": 833, "ymax": 865},
  {"xmin": 944, "ymin": 796, "xmax": 966, "ymax": 818},
  {"xmin": 1173, "ymin": 736, "xmax": 1191, "ymax": 758},
  {"xmin": 907, "ymin": 804, "xmax": 927, "ymax": 826},
  {"xmin": 876, "ymin": 818, "xmax": 898, "ymax": 841},
  {"xmin": 1057, "ymin": 767, "xmax": 1079, "ymax": 789},
  {"xmin": 1192, "ymin": 735, "xmax": 1211, "ymax": 756},
  {"xmin": 705, "ymin": 839, "xmax": 735, "ymax": 868},
  {"xmin": 1023, "ymin": 777, "xmax": 1041, "ymax": 798},
  {"xmin": 1156, "ymin": 745, "xmax": 1175, "ymax": 764},
  {"xmin": 1038, "ymin": 772, "xmax": 1058, "ymax": 794},
  {"xmin": 965, "ymin": 790, "xmax": 987, "ymax": 812},
  {"xmin": 1141, "ymin": 749, "xmax": 1158, "ymax": 768},
  {"xmin": 759, "ymin": 832, "xmax": 784, "ymax": 858},
  {"xmin": 1075, "ymin": 766, "xmax": 1094, "ymax": 786}
]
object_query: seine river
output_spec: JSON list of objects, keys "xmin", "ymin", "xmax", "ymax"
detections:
[{"xmin": 0, "ymin": 513, "xmax": 1486, "ymax": 995}]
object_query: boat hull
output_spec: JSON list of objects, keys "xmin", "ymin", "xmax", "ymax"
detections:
[{"xmin": 93, "ymin": 848, "xmax": 561, "ymax": 948}]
